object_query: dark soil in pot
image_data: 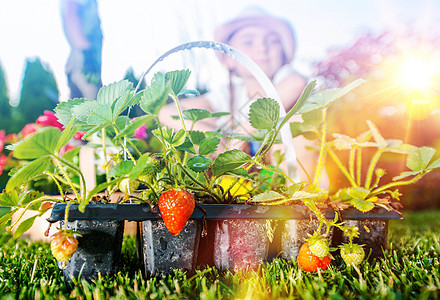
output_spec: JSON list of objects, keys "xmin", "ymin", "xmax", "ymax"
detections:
[{"xmin": 61, "ymin": 219, "xmax": 125, "ymax": 283}]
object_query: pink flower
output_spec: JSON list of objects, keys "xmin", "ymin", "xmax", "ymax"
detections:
[
  {"xmin": 36, "ymin": 111, "xmax": 63, "ymax": 130},
  {"xmin": 20, "ymin": 123, "xmax": 39, "ymax": 138},
  {"xmin": 0, "ymin": 154, "xmax": 7, "ymax": 176},
  {"xmin": 0, "ymin": 130, "xmax": 5, "ymax": 152},
  {"xmin": 74, "ymin": 132, "xmax": 85, "ymax": 140},
  {"xmin": 134, "ymin": 124, "xmax": 148, "ymax": 140}
]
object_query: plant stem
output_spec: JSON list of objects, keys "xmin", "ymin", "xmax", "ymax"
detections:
[
  {"xmin": 327, "ymin": 146, "xmax": 358, "ymax": 188},
  {"xmin": 63, "ymin": 200, "xmax": 73, "ymax": 232},
  {"xmin": 312, "ymin": 109, "xmax": 327, "ymax": 188},
  {"xmin": 53, "ymin": 157, "xmax": 82, "ymax": 202},
  {"xmin": 101, "ymin": 128, "xmax": 112, "ymax": 193},
  {"xmin": 349, "ymin": 148, "xmax": 355, "ymax": 182},
  {"xmin": 370, "ymin": 172, "xmax": 425, "ymax": 195},
  {"xmin": 364, "ymin": 149, "xmax": 384, "ymax": 189},
  {"xmin": 356, "ymin": 147, "xmax": 362, "ymax": 186},
  {"xmin": 112, "ymin": 126, "xmax": 137, "ymax": 163}
]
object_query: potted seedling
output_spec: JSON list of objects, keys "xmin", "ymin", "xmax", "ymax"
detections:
[
  {"xmin": 0, "ymin": 79, "xmax": 155, "ymax": 282},
  {"xmin": 290, "ymin": 78, "xmax": 440, "ymax": 264}
]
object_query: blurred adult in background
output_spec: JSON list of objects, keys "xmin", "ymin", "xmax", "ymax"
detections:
[
  {"xmin": 161, "ymin": 7, "xmax": 307, "ymax": 134},
  {"xmin": 61, "ymin": 0, "xmax": 103, "ymax": 99},
  {"xmin": 159, "ymin": 7, "xmax": 320, "ymax": 183}
]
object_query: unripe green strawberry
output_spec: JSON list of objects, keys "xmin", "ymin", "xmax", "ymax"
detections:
[
  {"xmin": 138, "ymin": 164, "xmax": 157, "ymax": 183},
  {"xmin": 307, "ymin": 232, "xmax": 330, "ymax": 259},
  {"xmin": 151, "ymin": 154, "xmax": 165, "ymax": 173},
  {"xmin": 118, "ymin": 178, "xmax": 140, "ymax": 194},
  {"xmin": 340, "ymin": 243, "xmax": 365, "ymax": 266},
  {"xmin": 50, "ymin": 230, "xmax": 78, "ymax": 268}
]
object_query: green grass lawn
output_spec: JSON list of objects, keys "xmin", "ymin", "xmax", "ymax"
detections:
[{"xmin": 0, "ymin": 210, "xmax": 439, "ymax": 299}]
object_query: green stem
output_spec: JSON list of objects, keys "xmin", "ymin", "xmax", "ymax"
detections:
[
  {"xmin": 53, "ymin": 157, "xmax": 82, "ymax": 202},
  {"xmin": 63, "ymin": 200, "xmax": 73, "ymax": 232},
  {"xmin": 327, "ymin": 146, "xmax": 358, "ymax": 188},
  {"xmin": 312, "ymin": 109, "xmax": 328, "ymax": 188},
  {"xmin": 44, "ymin": 172, "xmax": 65, "ymax": 196},
  {"xmin": 9, "ymin": 196, "xmax": 61, "ymax": 230},
  {"xmin": 364, "ymin": 149, "xmax": 384, "ymax": 189},
  {"xmin": 370, "ymin": 172, "xmax": 425, "ymax": 195},
  {"xmin": 349, "ymin": 148, "xmax": 355, "ymax": 182},
  {"xmin": 101, "ymin": 128, "xmax": 112, "ymax": 193},
  {"xmin": 356, "ymin": 147, "xmax": 362, "ymax": 186},
  {"xmin": 112, "ymin": 126, "xmax": 137, "ymax": 163}
]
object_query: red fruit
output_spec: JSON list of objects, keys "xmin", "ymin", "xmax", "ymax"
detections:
[
  {"xmin": 298, "ymin": 242, "xmax": 331, "ymax": 272},
  {"xmin": 50, "ymin": 230, "xmax": 79, "ymax": 267},
  {"xmin": 158, "ymin": 189, "xmax": 195, "ymax": 236}
]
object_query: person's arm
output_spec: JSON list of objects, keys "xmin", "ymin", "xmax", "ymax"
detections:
[{"xmin": 62, "ymin": 0, "xmax": 91, "ymax": 49}]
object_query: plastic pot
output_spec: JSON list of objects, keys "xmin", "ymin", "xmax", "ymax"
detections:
[{"xmin": 332, "ymin": 207, "xmax": 403, "ymax": 259}]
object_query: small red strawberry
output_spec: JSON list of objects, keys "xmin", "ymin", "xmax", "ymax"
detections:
[
  {"xmin": 50, "ymin": 230, "xmax": 79, "ymax": 268},
  {"xmin": 298, "ymin": 242, "xmax": 331, "ymax": 272},
  {"xmin": 158, "ymin": 189, "xmax": 195, "ymax": 236},
  {"xmin": 340, "ymin": 243, "xmax": 365, "ymax": 266}
]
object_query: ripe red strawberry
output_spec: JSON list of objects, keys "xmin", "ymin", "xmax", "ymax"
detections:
[
  {"xmin": 50, "ymin": 230, "xmax": 79, "ymax": 268},
  {"xmin": 298, "ymin": 242, "xmax": 331, "ymax": 272},
  {"xmin": 158, "ymin": 189, "xmax": 195, "ymax": 236},
  {"xmin": 340, "ymin": 243, "xmax": 365, "ymax": 266}
]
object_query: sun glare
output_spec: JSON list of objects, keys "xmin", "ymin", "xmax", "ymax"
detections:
[{"xmin": 399, "ymin": 56, "xmax": 437, "ymax": 92}]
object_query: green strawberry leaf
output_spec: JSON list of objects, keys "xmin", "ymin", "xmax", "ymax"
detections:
[
  {"xmin": 366, "ymin": 120, "xmax": 387, "ymax": 148},
  {"xmin": 13, "ymin": 215, "xmax": 38, "ymax": 239},
  {"xmin": 129, "ymin": 153, "xmax": 153, "ymax": 180},
  {"xmin": 112, "ymin": 90, "xmax": 134, "ymax": 120},
  {"xmin": 178, "ymin": 88, "xmax": 200, "ymax": 96},
  {"xmin": 427, "ymin": 157, "xmax": 440, "ymax": 170},
  {"xmin": 108, "ymin": 161, "xmax": 135, "ymax": 177},
  {"xmin": 348, "ymin": 188, "xmax": 370, "ymax": 200},
  {"xmin": 224, "ymin": 168, "xmax": 254, "ymax": 180},
  {"xmin": 407, "ymin": 146, "xmax": 436, "ymax": 172},
  {"xmin": 212, "ymin": 149, "xmax": 252, "ymax": 176},
  {"xmin": 0, "ymin": 191, "xmax": 19, "ymax": 206},
  {"xmin": 6, "ymin": 156, "xmax": 53, "ymax": 192},
  {"xmin": 393, "ymin": 170, "xmax": 420, "ymax": 181},
  {"xmin": 279, "ymin": 80, "xmax": 316, "ymax": 129},
  {"xmin": 97, "ymin": 80, "xmax": 132, "ymax": 105},
  {"xmin": 248, "ymin": 98, "xmax": 280, "ymax": 130},
  {"xmin": 385, "ymin": 140, "xmax": 417, "ymax": 154},
  {"xmin": 176, "ymin": 137, "xmax": 196, "ymax": 154},
  {"xmin": 198, "ymin": 137, "xmax": 220, "ymax": 156},
  {"xmin": 171, "ymin": 129, "xmax": 186, "ymax": 147},
  {"xmin": 299, "ymin": 79, "xmax": 365, "ymax": 114},
  {"xmin": 140, "ymin": 73, "xmax": 171, "ymax": 115},
  {"xmin": 56, "ymin": 118, "xmax": 80, "ymax": 152},
  {"xmin": 251, "ymin": 190, "xmax": 285, "ymax": 203},
  {"xmin": 165, "ymin": 69, "xmax": 191, "ymax": 96},
  {"xmin": 350, "ymin": 198, "xmax": 375, "ymax": 213},
  {"xmin": 182, "ymin": 109, "xmax": 211, "ymax": 122},
  {"xmin": 13, "ymin": 127, "xmax": 61, "ymax": 159},
  {"xmin": 290, "ymin": 122, "xmax": 318, "ymax": 140},
  {"xmin": 0, "ymin": 208, "xmax": 18, "ymax": 225},
  {"xmin": 211, "ymin": 112, "xmax": 230, "ymax": 118},
  {"xmin": 189, "ymin": 131, "xmax": 206, "ymax": 145},
  {"xmin": 114, "ymin": 115, "xmax": 154, "ymax": 139},
  {"xmin": 187, "ymin": 155, "xmax": 212, "ymax": 172},
  {"xmin": 54, "ymin": 98, "xmax": 86, "ymax": 126}
]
